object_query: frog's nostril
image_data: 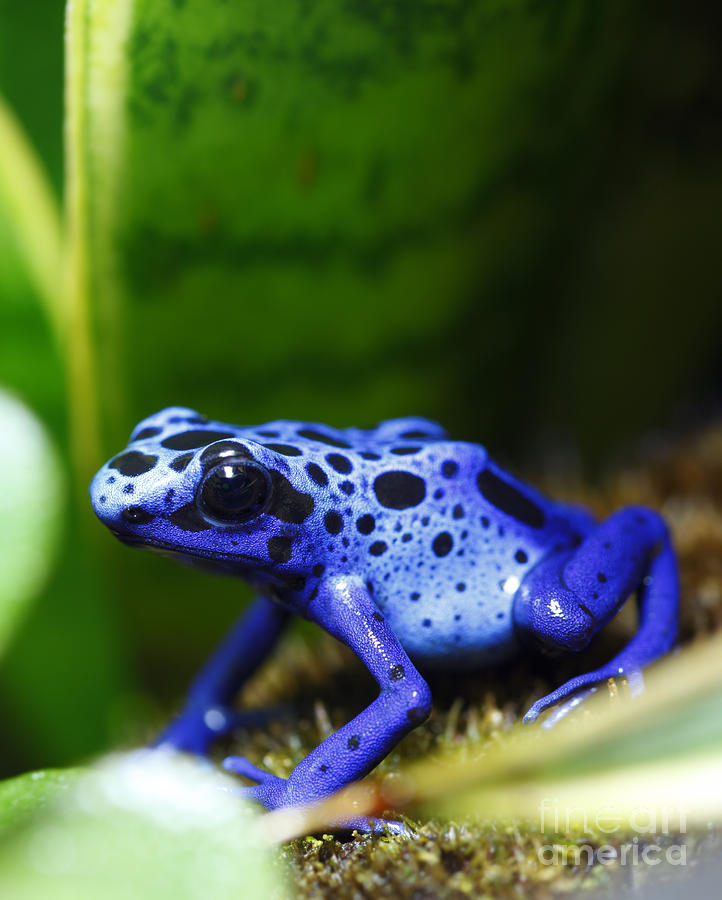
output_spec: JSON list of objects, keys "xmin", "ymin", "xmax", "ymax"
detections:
[{"xmin": 121, "ymin": 506, "xmax": 155, "ymax": 525}]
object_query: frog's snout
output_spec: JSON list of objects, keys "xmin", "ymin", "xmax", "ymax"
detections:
[
  {"xmin": 89, "ymin": 468, "xmax": 109, "ymax": 518},
  {"xmin": 89, "ymin": 468, "xmax": 115, "ymax": 526},
  {"xmin": 89, "ymin": 466, "xmax": 156, "ymax": 537}
]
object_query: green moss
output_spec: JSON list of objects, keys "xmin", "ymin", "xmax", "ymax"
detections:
[{"xmin": 282, "ymin": 824, "xmax": 717, "ymax": 899}]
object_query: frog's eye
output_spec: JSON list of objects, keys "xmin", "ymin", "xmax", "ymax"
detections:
[{"xmin": 197, "ymin": 459, "xmax": 271, "ymax": 524}]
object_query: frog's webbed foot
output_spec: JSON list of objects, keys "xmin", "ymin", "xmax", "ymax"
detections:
[
  {"xmin": 222, "ymin": 755, "xmax": 413, "ymax": 835},
  {"xmin": 515, "ymin": 507, "xmax": 678, "ymax": 729},
  {"xmin": 222, "ymin": 755, "xmax": 289, "ymax": 808}
]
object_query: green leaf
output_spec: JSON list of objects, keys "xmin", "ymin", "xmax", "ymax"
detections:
[
  {"xmin": 0, "ymin": 769, "xmax": 84, "ymax": 836},
  {"xmin": 65, "ymin": 0, "xmax": 136, "ymax": 475},
  {"xmin": 65, "ymin": 0, "xmax": 722, "ymax": 471},
  {"xmin": 0, "ymin": 752, "xmax": 283, "ymax": 900},
  {"xmin": 0, "ymin": 389, "xmax": 63, "ymax": 656},
  {"xmin": 0, "ymin": 95, "xmax": 63, "ymax": 339},
  {"xmin": 69, "ymin": 0, "xmax": 634, "ymax": 450}
]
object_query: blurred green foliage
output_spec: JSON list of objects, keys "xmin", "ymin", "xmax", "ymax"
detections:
[
  {"xmin": 0, "ymin": 0, "xmax": 720, "ymax": 786},
  {"xmin": 0, "ymin": 753, "xmax": 281, "ymax": 899},
  {"xmin": 0, "ymin": 389, "xmax": 62, "ymax": 656}
]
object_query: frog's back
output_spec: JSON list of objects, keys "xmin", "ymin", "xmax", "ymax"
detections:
[
  {"xmin": 255, "ymin": 416, "xmax": 578, "ymax": 669},
  {"xmin": 320, "ymin": 431, "xmax": 574, "ymax": 668}
]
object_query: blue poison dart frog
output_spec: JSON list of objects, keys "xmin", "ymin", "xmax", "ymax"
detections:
[{"xmin": 90, "ymin": 408, "xmax": 678, "ymax": 828}]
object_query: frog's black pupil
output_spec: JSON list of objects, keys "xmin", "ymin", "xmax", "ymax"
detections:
[{"xmin": 199, "ymin": 462, "xmax": 269, "ymax": 522}]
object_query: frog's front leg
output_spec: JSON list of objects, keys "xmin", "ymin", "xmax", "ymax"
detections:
[
  {"xmin": 515, "ymin": 506, "xmax": 679, "ymax": 726},
  {"xmin": 154, "ymin": 595, "xmax": 290, "ymax": 755},
  {"xmin": 223, "ymin": 576, "xmax": 432, "ymax": 819}
]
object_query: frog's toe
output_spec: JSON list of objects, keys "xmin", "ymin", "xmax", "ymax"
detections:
[
  {"xmin": 222, "ymin": 755, "xmax": 290, "ymax": 810},
  {"xmin": 538, "ymin": 687, "xmax": 600, "ymax": 729},
  {"xmin": 222, "ymin": 755, "xmax": 281, "ymax": 784},
  {"xmin": 522, "ymin": 686, "xmax": 597, "ymax": 725},
  {"xmin": 334, "ymin": 816, "xmax": 415, "ymax": 837},
  {"xmin": 521, "ymin": 699, "xmax": 547, "ymax": 725},
  {"xmin": 523, "ymin": 667, "xmax": 646, "ymax": 727}
]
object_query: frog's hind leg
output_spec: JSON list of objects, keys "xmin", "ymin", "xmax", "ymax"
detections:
[
  {"xmin": 517, "ymin": 506, "xmax": 679, "ymax": 726},
  {"xmin": 153, "ymin": 595, "xmax": 290, "ymax": 755},
  {"xmin": 223, "ymin": 575, "xmax": 432, "ymax": 826}
]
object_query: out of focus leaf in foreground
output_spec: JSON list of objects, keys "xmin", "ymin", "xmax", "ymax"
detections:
[
  {"xmin": 0, "ymin": 389, "xmax": 63, "ymax": 657},
  {"xmin": 0, "ymin": 751, "xmax": 282, "ymax": 900},
  {"xmin": 0, "ymin": 769, "xmax": 83, "ymax": 835}
]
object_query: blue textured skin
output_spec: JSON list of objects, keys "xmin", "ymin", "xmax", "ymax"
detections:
[{"xmin": 90, "ymin": 408, "xmax": 679, "ymax": 824}]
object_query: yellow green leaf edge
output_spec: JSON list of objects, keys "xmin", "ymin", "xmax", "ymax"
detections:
[
  {"xmin": 0, "ymin": 95, "xmax": 63, "ymax": 339},
  {"xmin": 64, "ymin": 0, "xmax": 134, "ymax": 476}
]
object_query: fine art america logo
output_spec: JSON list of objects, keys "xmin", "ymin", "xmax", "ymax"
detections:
[{"xmin": 537, "ymin": 799, "xmax": 688, "ymax": 868}]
